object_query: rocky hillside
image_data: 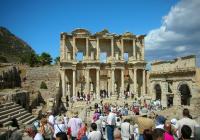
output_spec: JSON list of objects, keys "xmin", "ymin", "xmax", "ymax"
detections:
[{"xmin": 0, "ymin": 27, "xmax": 34, "ymax": 63}]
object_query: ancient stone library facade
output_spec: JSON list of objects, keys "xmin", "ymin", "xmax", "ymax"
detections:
[{"xmin": 60, "ymin": 29, "xmax": 146, "ymax": 99}]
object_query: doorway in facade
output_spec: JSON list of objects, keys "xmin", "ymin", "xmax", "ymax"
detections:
[
  {"xmin": 155, "ymin": 84, "xmax": 161, "ymax": 100},
  {"xmin": 179, "ymin": 84, "xmax": 191, "ymax": 105},
  {"xmin": 167, "ymin": 95, "xmax": 173, "ymax": 107}
]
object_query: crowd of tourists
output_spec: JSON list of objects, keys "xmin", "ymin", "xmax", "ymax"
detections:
[{"xmin": 8, "ymin": 99, "xmax": 200, "ymax": 140}]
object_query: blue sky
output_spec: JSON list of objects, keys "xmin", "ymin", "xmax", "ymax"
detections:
[{"xmin": 1, "ymin": 0, "xmax": 199, "ymax": 66}]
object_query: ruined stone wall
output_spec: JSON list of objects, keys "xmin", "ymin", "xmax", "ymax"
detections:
[
  {"xmin": 23, "ymin": 65, "xmax": 60, "ymax": 100},
  {"xmin": 152, "ymin": 55, "xmax": 196, "ymax": 72},
  {"xmin": 0, "ymin": 63, "xmax": 21, "ymax": 89}
]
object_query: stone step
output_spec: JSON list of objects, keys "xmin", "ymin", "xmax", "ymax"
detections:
[
  {"xmin": 0, "ymin": 106, "xmax": 22, "ymax": 116},
  {"xmin": 0, "ymin": 102, "xmax": 14, "ymax": 109},
  {"xmin": 19, "ymin": 115, "xmax": 33, "ymax": 124},
  {"xmin": 0, "ymin": 110, "xmax": 27, "ymax": 124},
  {"xmin": 23, "ymin": 117, "xmax": 37, "ymax": 125},
  {"xmin": 16, "ymin": 113, "xmax": 31, "ymax": 122},
  {"xmin": 0, "ymin": 108, "xmax": 25, "ymax": 120},
  {"xmin": 0, "ymin": 104, "xmax": 20, "ymax": 112},
  {"xmin": 3, "ymin": 114, "xmax": 33, "ymax": 127}
]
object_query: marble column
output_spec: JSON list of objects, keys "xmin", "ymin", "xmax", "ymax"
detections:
[
  {"xmin": 134, "ymin": 68, "xmax": 137, "ymax": 95},
  {"xmin": 133, "ymin": 39, "xmax": 136, "ymax": 60},
  {"xmin": 86, "ymin": 69, "xmax": 90, "ymax": 94},
  {"xmin": 111, "ymin": 38, "xmax": 114, "ymax": 59},
  {"xmin": 121, "ymin": 69, "xmax": 124, "ymax": 97},
  {"xmin": 143, "ymin": 69, "xmax": 146, "ymax": 95},
  {"xmin": 96, "ymin": 69, "xmax": 100, "ymax": 99},
  {"xmin": 73, "ymin": 37, "xmax": 76, "ymax": 60},
  {"xmin": 96, "ymin": 38, "xmax": 99, "ymax": 60},
  {"xmin": 111, "ymin": 68, "xmax": 115, "ymax": 96},
  {"xmin": 121, "ymin": 39, "xmax": 124, "ymax": 60},
  {"xmin": 72, "ymin": 69, "xmax": 76, "ymax": 97},
  {"xmin": 62, "ymin": 70, "xmax": 66, "ymax": 97},
  {"xmin": 86, "ymin": 37, "xmax": 89, "ymax": 60}
]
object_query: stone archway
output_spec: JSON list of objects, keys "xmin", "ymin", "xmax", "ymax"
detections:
[
  {"xmin": 179, "ymin": 84, "xmax": 191, "ymax": 105},
  {"xmin": 154, "ymin": 84, "xmax": 162, "ymax": 100}
]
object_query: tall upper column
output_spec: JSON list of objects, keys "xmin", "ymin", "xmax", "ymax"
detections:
[
  {"xmin": 73, "ymin": 37, "xmax": 76, "ymax": 60},
  {"xmin": 62, "ymin": 35, "xmax": 66, "ymax": 60},
  {"xmin": 111, "ymin": 68, "xmax": 115, "ymax": 96},
  {"xmin": 86, "ymin": 68, "xmax": 90, "ymax": 94},
  {"xmin": 121, "ymin": 39, "xmax": 124, "ymax": 60},
  {"xmin": 143, "ymin": 69, "xmax": 146, "ymax": 95},
  {"xmin": 96, "ymin": 38, "xmax": 99, "ymax": 60},
  {"xmin": 61, "ymin": 70, "xmax": 66, "ymax": 97},
  {"xmin": 134, "ymin": 68, "xmax": 137, "ymax": 95},
  {"xmin": 111, "ymin": 38, "xmax": 114, "ymax": 59},
  {"xmin": 86, "ymin": 37, "xmax": 89, "ymax": 60},
  {"xmin": 142, "ymin": 39, "xmax": 145, "ymax": 60},
  {"xmin": 133, "ymin": 39, "xmax": 136, "ymax": 60},
  {"xmin": 96, "ymin": 68, "xmax": 100, "ymax": 99},
  {"xmin": 72, "ymin": 69, "xmax": 76, "ymax": 97},
  {"xmin": 121, "ymin": 69, "xmax": 124, "ymax": 97}
]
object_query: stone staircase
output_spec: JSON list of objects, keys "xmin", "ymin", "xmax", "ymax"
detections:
[{"xmin": 0, "ymin": 102, "xmax": 37, "ymax": 128}]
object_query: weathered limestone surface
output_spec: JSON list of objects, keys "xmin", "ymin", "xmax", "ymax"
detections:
[{"xmin": 60, "ymin": 29, "xmax": 147, "ymax": 99}]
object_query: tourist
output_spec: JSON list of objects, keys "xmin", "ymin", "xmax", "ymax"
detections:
[
  {"xmin": 11, "ymin": 117, "xmax": 20, "ymax": 129},
  {"xmin": 77, "ymin": 122, "xmax": 88, "ymax": 140},
  {"xmin": 113, "ymin": 128, "xmax": 122, "ymax": 140},
  {"xmin": 106, "ymin": 108, "xmax": 117, "ymax": 140},
  {"xmin": 120, "ymin": 118, "xmax": 134, "ymax": 140},
  {"xmin": 87, "ymin": 123, "xmax": 102, "ymax": 140},
  {"xmin": 25, "ymin": 125, "xmax": 44, "ymax": 140},
  {"xmin": 179, "ymin": 125, "xmax": 192, "ymax": 140},
  {"xmin": 68, "ymin": 111, "xmax": 82, "ymax": 140},
  {"xmin": 95, "ymin": 116, "xmax": 103, "ymax": 134},
  {"xmin": 48, "ymin": 111, "xmax": 55, "ymax": 127},
  {"xmin": 155, "ymin": 115, "xmax": 166, "ymax": 129},
  {"xmin": 163, "ymin": 121, "xmax": 174, "ymax": 140},
  {"xmin": 143, "ymin": 129, "xmax": 153, "ymax": 140},
  {"xmin": 134, "ymin": 110, "xmax": 155, "ymax": 140},
  {"xmin": 116, "ymin": 117, "xmax": 121, "ymax": 129},
  {"xmin": 152, "ymin": 128, "xmax": 165, "ymax": 140},
  {"xmin": 40, "ymin": 118, "xmax": 53, "ymax": 140},
  {"xmin": 53, "ymin": 116, "xmax": 66, "ymax": 138},
  {"xmin": 175, "ymin": 108, "xmax": 198, "ymax": 139},
  {"xmin": 63, "ymin": 113, "xmax": 68, "ymax": 128},
  {"xmin": 56, "ymin": 132, "xmax": 68, "ymax": 140}
]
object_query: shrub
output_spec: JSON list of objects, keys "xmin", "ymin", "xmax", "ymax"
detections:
[{"xmin": 40, "ymin": 81, "xmax": 47, "ymax": 89}]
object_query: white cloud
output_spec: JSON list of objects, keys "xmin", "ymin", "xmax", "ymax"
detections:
[
  {"xmin": 174, "ymin": 46, "xmax": 186, "ymax": 52},
  {"xmin": 145, "ymin": 0, "xmax": 200, "ymax": 66}
]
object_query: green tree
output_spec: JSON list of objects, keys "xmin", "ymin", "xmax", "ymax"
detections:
[
  {"xmin": 39, "ymin": 52, "xmax": 52, "ymax": 65},
  {"xmin": 29, "ymin": 52, "xmax": 39, "ymax": 67},
  {"xmin": 54, "ymin": 56, "xmax": 60, "ymax": 64}
]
